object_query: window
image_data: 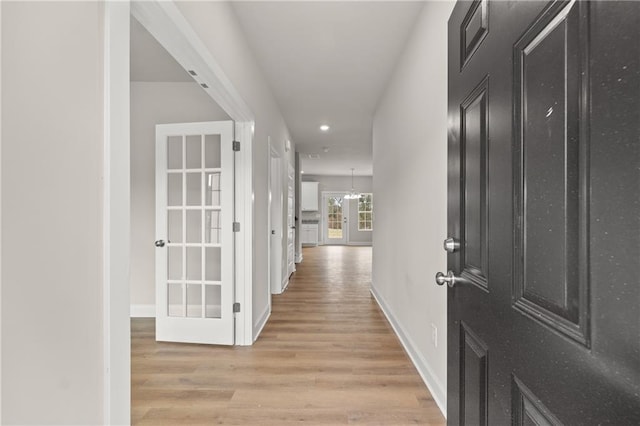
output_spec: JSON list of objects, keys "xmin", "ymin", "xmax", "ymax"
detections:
[{"xmin": 358, "ymin": 193, "xmax": 373, "ymax": 231}]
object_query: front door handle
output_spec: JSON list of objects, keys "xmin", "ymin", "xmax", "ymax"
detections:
[
  {"xmin": 155, "ymin": 239, "xmax": 166, "ymax": 247},
  {"xmin": 435, "ymin": 270, "xmax": 463, "ymax": 287}
]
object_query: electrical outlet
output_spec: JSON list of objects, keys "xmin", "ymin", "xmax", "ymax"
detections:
[{"xmin": 431, "ymin": 324, "xmax": 438, "ymax": 347}]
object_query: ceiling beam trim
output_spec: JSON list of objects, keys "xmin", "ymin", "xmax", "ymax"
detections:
[{"xmin": 131, "ymin": 0, "xmax": 254, "ymax": 123}]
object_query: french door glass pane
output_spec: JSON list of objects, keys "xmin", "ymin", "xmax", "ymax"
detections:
[
  {"xmin": 167, "ymin": 283, "xmax": 183, "ymax": 317},
  {"xmin": 205, "ymin": 247, "xmax": 222, "ymax": 281},
  {"xmin": 186, "ymin": 135, "xmax": 201, "ymax": 169},
  {"xmin": 186, "ymin": 247, "xmax": 201, "ymax": 281},
  {"xmin": 205, "ymin": 285, "xmax": 222, "ymax": 318},
  {"xmin": 205, "ymin": 172, "xmax": 221, "ymax": 207},
  {"xmin": 168, "ymin": 174, "xmax": 182, "ymax": 206},
  {"xmin": 186, "ymin": 210, "xmax": 201, "ymax": 243},
  {"xmin": 186, "ymin": 284, "xmax": 202, "ymax": 318},
  {"xmin": 168, "ymin": 210, "xmax": 182, "ymax": 243},
  {"xmin": 204, "ymin": 134, "xmax": 221, "ymax": 168},
  {"xmin": 327, "ymin": 196, "xmax": 343, "ymax": 239},
  {"xmin": 167, "ymin": 136, "xmax": 182, "ymax": 169},
  {"xmin": 186, "ymin": 173, "xmax": 201, "ymax": 206},
  {"xmin": 205, "ymin": 210, "xmax": 221, "ymax": 244},
  {"xmin": 167, "ymin": 247, "xmax": 182, "ymax": 280}
]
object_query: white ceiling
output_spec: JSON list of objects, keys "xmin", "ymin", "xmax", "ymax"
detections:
[
  {"xmin": 131, "ymin": 2, "xmax": 425, "ymax": 176},
  {"xmin": 232, "ymin": 1, "xmax": 425, "ymax": 176}
]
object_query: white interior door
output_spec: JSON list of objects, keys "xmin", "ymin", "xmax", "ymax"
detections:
[
  {"xmin": 323, "ymin": 192, "xmax": 348, "ymax": 245},
  {"xmin": 155, "ymin": 121, "xmax": 234, "ymax": 345},
  {"xmin": 287, "ymin": 163, "xmax": 296, "ymax": 277},
  {"xmin": 269, "ymin": 153, "xmax": 283, "ymax": 294}
]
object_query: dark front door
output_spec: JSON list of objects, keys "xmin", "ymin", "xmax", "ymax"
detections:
[{"xmin": 445, "ymin": 1, "xmax": 639, "ymax": 424}]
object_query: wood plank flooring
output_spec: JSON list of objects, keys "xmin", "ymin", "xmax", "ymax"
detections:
[{"xmin": 132, "ymin": 246, "xmax": 445, "ymax": 425}]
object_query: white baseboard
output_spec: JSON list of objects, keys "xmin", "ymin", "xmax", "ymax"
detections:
[
  {"xmin": 370, "ymin": 286, "xmax": 447, "ymax": 417},
  {"xmin": 130, "ymin": 304, "xmax": 155, "ymax": 318},
  {"xmin": 295, "ymin": 253, "xmax": 303, "ymax": 263},
  {"xmin": 253, "ymin": 304, "xmax": 270, "ymax": 342},
  {"xmin": 347, "ymin": 242, "xmax": 372, "ymax": 246}
]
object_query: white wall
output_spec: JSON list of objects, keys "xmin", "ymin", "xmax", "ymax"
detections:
[
  {"xmin": 302, "ymin": 175, "xmax": 373, "ymax": 245},
  {"xmin": 130, "ymin": 82, "xmax": 230, "ymax": 313},
  {"xmin": 174, "ymin": 2, "xmax": 294, "ymax": 340},
  {"xmin": 371, "ymin": 0, "xmax": 454, "ymax": 416},
  {"xmin": 1, "ymin": 2, "xmax": 105, "ymax": 423}
]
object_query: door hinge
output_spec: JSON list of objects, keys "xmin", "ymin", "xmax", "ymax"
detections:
[
  {"xmin": 233, "ymin": 222, "xmax": 241, "ymax": 232},
  {"xmin": 233, "ymin": 140, "xmax": 241, "ymax": 151},
  {"xmin": 233, "ymin": 302, "xmax": 241, "ymax": 313}
]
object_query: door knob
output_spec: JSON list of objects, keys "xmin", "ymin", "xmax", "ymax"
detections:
[
  {"xmin": 155, "ymin": 240, "xmax": 165, "ymax": 247},
  {"xmin": 435, "ymin": 270, "xmax": 458, "ymax": 287},
  {"xmin": 443, "ymin": 237, "xmax": 460, "ymax": 253}
]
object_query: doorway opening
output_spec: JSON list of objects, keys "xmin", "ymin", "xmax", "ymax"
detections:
[{"xmin": 104, "ymin": 1, "xmax": 256, "ymax": 421}]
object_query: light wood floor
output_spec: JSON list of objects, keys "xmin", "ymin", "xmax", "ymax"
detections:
[{"xmin": 132, "ymin": 246, "xmax": 445, "ymax": 425}]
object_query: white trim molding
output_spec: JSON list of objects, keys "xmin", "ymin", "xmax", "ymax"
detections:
[
  {"xmin": 253, "ymin": 304, "xmax": 271, "ymax": 343},
  {"xmin": 0, "ymin": 2, "xmax": 3, "ymax": 420},
  {"xmin": 370, "ymin": 286, "xmax": 447, "ymax": 417},
  {"xmin": 234, "ymin": 121, "xmax": 255, "ymax": 346}
]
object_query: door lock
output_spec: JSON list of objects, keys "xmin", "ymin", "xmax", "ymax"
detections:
[
  {"xmin": 155, "ymin": 239, "xmax": 166, "ymax": 247},
  {"xmin": 443, "ymin": 237, "xmax": 460, "ymax": 253}
]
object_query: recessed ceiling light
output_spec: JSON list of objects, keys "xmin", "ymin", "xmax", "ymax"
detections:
[
  {"xmin": 301, "ymin": 171, "xmax": 305, "ymax": 174},
  {"xmin": 319, "ymin": 125, "xmax": 330, "ymax": 132}
]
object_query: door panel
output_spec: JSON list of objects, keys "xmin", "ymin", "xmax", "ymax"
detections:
[
  {"xmin": 460, "ymin": 323, "xmax": 488, "ymax": 426},
  {"xmin": 447, "ymin": 1, "xmax": 640, "ymax": 424},
  {"xmin": 513, "ymin": 0, "xmax": 588, "ymax": 344},
  {"xmin": 461, "ymin": 77, "xmax": 489, "ymax": 290},
  {"xmin": 155, "ymin": 121, "xmax": 234, "ymax": 345}
]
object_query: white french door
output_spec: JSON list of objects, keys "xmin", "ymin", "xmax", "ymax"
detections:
[
  {"xmin": 155, "ymin": 121, "xmax": 234, "ymax": 345},
  {"xmin": 323, "ymin": 192, "xmax": 349, "ymax": 245}
]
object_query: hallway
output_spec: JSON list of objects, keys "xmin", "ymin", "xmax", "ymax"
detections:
[{"xmin": 132, "ymin": 246, "xmax": 445, "ymax": 425}]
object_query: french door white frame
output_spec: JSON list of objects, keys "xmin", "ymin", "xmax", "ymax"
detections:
[
  {"xmin": 103, "ymin": 1, "xmax": 255, "ymax": 423},
  {"xmin": 322, "ymin": 191, "xmax": 350, "ymax": 245}
]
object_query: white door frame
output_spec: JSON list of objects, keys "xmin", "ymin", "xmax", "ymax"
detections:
[
  {"xmin": 268, "ymin": 142, "xmax": 283, "ymax": 295},
  {"xmin": 322, "ymin": 191, "xmax": 350, "ymax": 245},
  {"xmin": 103, "ymin": 1, "xmax": 255, "ymax": 423},
  {"xmin": 0, "ymin": 2, "xmax": 4, "ymax": 421}
]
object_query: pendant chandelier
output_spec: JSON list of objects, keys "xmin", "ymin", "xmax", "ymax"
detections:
[{"xmin": 344, "ymin": 168, "xmax": 361, "ymax": 200}]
